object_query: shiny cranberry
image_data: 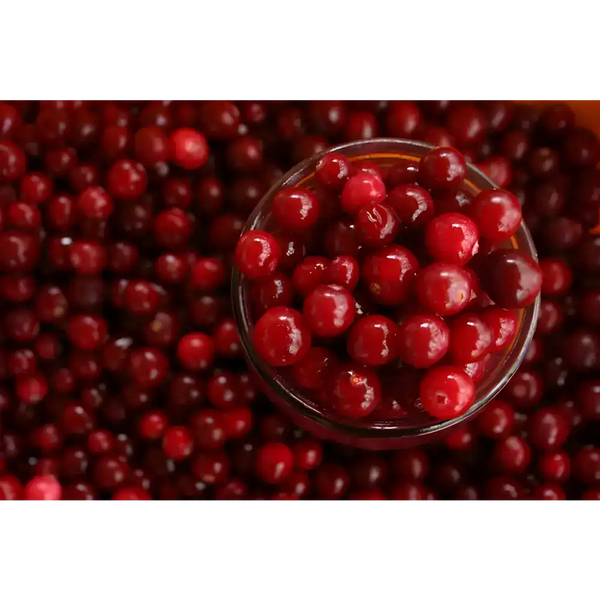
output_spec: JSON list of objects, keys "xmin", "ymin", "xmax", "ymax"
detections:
[
  {"xmin": 420, "ymin": 366, "xmax": 475, "ymax": 419},
  {"xmin": 339, "ymin": 171, "xmax": 386, "ymax": 215},
  {"xmin": 303, "ymin": 284, "xmax": 356, "ymax": 337},
  {"xmin": 424, "ymin": 213, "xmax": 479, "ymax": 265},
  {"xmin": 481, "ymin": 307, "xmax": 517, "ymax": 351},
  {"xmin": 162, "ymin": 426, "xmax": 194, "ymax": 461},
  {"xmin": 530, "ymin": 180, "xmax": 565, "ymax": 218},
  {"xmin": 198, "ymin": 101, "xmax": 240, "ymax": 140},
  {"xmin": 256, "ymin": 442, "xmax": 294, "ymax": 484},
  {"xmin": 355, "ymin": 204, "xmax": 400, "ymax": 247},
  {"xmin": 0, "ymin": 140, "xmax": 26, "ymax": 181},
  {"xmin": 291, "ymin": 256, "xmax": 328, "ymax": 297},
  {"xmin": 169, "ymin": 128, "xmax": 209, "ymax": 169},
  {"xmin": 528, "ymin": 147, "xmax": 559, "ymax": 178},
  {"xmin": 293, "ymin": 439, "xmax": 323, "ymax": 471},
  {"xmin": 290, "ymin": 347, "xmax": 338, "ymax": 391},
  {"xmin": 0, "ymin": 231, "xmax": 40, "ymax": 272},
  {"xmin": 129, "ymin": 348, "xmax": 168, "ymax": 388},
  {"xmin": 396, "ymin": 313, "xmax": 450, "ymax": 368},
  {"xmin": 478, "ymin": 249, "xmax": 542, "ymax": 309},
  {"xmin": 492, "ymin": 435, "xmax": 531, "ymax": 474},
  {"xmin": 445, "ymin": 105, "xmax": 487, "ymax": 146},
  {"xmin": 234, "ymin": 230, "xmax": 280, "ymax": 279},
  {"xmin": 347, "ymin": 316, "xmax": 397, "ymax": 366},
  {"xmin": 539, "ymin": 258, "xmax": 572, "ymax": 296},
  {"xmin": 330, "ymin": 364, "xmax": 381, "ymax": 418},
  {"xmin": 271, "ymin": 187, "xmax": 321, "ymax": 233},
  {"xmin": 469, "ymin": 189, "xmax": 522, "ymax": 242},
  {"xmin": 390, "ymin": 481, "xmax": 428, "ymax": 500},
  {"xmin": 504, "ymin": 369, "xmax": 543, "ymax": 408},
  {"xmin": 93, "ymin": 456, "xmax": 129, "ymax": 490},
  {"xmin": 69, "ymin": 240, "xmax": 106, "ymax": 275},
  {"xmin": 362, "ymin": 244, "xmax": 419, "ymax": 306},
  {"xmin": 415, "ymin": 263, "xmax": 472, "ymax": 316},
  {"xmin": 345, "ymin": 112, "xmax": 377, "ymax": 141},
  {"xmin": 386, "ymin": 101, "xmax": 421, "ymax": 138},
  {"xmin": 253, "ymin": 307, "xmax": 311, "ymax": 366},
  {"xmin": 67, "ymin": 314, "xmax": 107, "ymax": 350},
  {"xmin": 313, "ymin": 464, "xmax": 349, "ymax": 499},
  {"xmin": 562, "ymin": 329, "xmax": 600, "ymax": 371},
  {"xmin": 538, "ymin": 451, "xmax": 570, "ymax": 483},
  {"xmin": 449, "ymin": 313, "xmax": 493, "ymax": 364},
  {"xmin": 387, "ymin": 184, "xmax": 434, "ymax": 228},
  {"xmin": 106, "ymin": 159, "xmax": 147, "ymax": 201},
  {"xmin": 418, "ymin": 146, "xmax": 466, "ymax": 190},
  {"xmin": 24, "ymin": 475, "xmax": 61, "ymax": 500},
  {"xmin": 315, "ymin": 153, "xmax": 351, "ymax": 190}
]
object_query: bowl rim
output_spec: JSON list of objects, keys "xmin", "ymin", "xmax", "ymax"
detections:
[{"xmin": 231, "ymin": 138, "xmax": 540, "ymax": 442}]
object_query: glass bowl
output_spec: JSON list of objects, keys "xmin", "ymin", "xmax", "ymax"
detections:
[{"xmin": 232, "ymin": 139, "xmax": 540, "ymax": 450}]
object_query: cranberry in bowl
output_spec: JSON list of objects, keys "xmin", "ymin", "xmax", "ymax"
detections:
[{"xmin": 232, "ymin": 139, "xmax": 540, "ymax": 449}]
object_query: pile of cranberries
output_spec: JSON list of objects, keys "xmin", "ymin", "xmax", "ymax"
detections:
[
  {"xmin": 235, "ymin": 144, "xmax": 540, "ymax": 422},
  {"xmin": 0, "ymin": 100, "xmax": 599, "ymax": 501}
]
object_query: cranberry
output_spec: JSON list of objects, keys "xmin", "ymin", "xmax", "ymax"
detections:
[
  {"xmin": 539, "ymin": 451, "xmax": 570, "ymax": 483},
  {"xmin": 469, "ymin": 189, "xmax": 522, "ymax": 242},
  {"xmin": 386, "ymin": 101, "xmax": 421, "ymax": 138},
  {"xmin": 362, "ymin": 245, "xmax": 419, "ymax": 306},
  {"xmin": 562, "ymin": 127, "xmax": 600, "ymax": 168},
  {"xmin": 420, "ymin": 366, "xmax": 475, "ymax": 419},
  {"xmin": 418, "ymin": 146, "xmax": 466, "ymax": 190},
  {"xmin": 345, "ymin": 112, "xmax": 378, "ymax": 141},
  {"xmin": 330, "ymin": 365, "xmax": 381, "ymax": 418},
  {"xmin": 24, "ymin": 475, "xmax": 62, "ymax": 500},
  {"xmin": 396, "ymin": 314, "xmax": 450, "ymax": 368},
  {"xmin": 0, "ymin": 231, "xmax": 40, "ymax": 272},
  {"xmin": 234, "ymin": 230, "xmax": 280, "ymax": 279},
  {"xmin": 340, "ymin": 172, "xmax": 386, "ymax": 215},
  {"xmin": 293, "ymin": 439, "xmax": 323, "ymax": 471},
  {"xmin": 199, "ymin": 101, "xmax": 240, "ymax": 140},
  {"xmin": 170, "ymin": 128, "xmax": 209, "ymax": 169},
  {"xmin": 162, "ymin": 426, "xmax": 194, "ymax": 461},
  {"xmin": 446, "ymin": 105, "xmax": 487, "ymax": 147},
  {"xmin": 347, "ymin": 315, "xmax": 397, "ymax": 366},
  {"xmin": 315, "ymin": 153, "xmax": 351, "ymax": 190},
  {"xmin": 106, "ymin": 159, "xmax": 147, "ymax": 200},
  {"xmin": 313, "ymin": 464, "xmax": 349, "ymax": 499},
  {"xmin": 271, "ymin": 187, "xmax": 321, "ymax": 233},
  {"xmin": 424, "ymin": 213, "xmax": 479, "ymax": 265},
  {"xmin": 303, "ymin": 284, "xmax": 356, "ymax": 337},
  {"xmin": 574, "ymin": 447, "xmax": 600, "ymax": 485},
  {"xmin": 129, "ymin": 348, "xmax": 169, "ymax": 388},
  {"xmin": 478, "ymin": 249, "xmax": 542, "ymax": 309},
  {"xmin": 387, "ymin": 184, "xmax": 434, "ymax": 228},
  {"xmin": 504, "ymin": 369, "xmax": 543, "ymax": 408},
  {"xmin": 449, "ymin": 312, "xmax": 493, "ymax": 364},
  {"xmin": 256, "ymin": 442, "xmax": 294, "ymax": 484},
  {"xmin": 481, "ymin": 307, "xmax": 517, "ymax": 351},
  {"xmin": 415, "ymin": 263, "xmax": 472, "ymax": 316}
]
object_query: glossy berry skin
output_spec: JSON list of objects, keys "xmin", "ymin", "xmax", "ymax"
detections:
[
  {"xmin": 170, "ymin": 128, "xmax": 209, "ymax": 169},
  {"xmin": 424, "ymin": 213, "xmax": 479, "ymax": 265},
  {"xmin": 24, "ymin": 475, "xmax": 61, "ymax": 500},
  {"xmin": 469, "ymin": 189, "xmax": 522, "ymax": 242},
  {"xmin": 340, "ymin": 172, "xmax": 386, "ymax": 214},
  {"xmin": 479, "ymin": 249, "xmax": 542, "ymax": 309},
  {"xmin": 67, "ymin": 315, "xmax": 107, "ymax": 350},
  {"xmin": 528, "ymin": 408, "xmax": 569, "ymax": 451},
  {"xmin": 420, "ymin": 366, "xmax": 475, "ymax": 419},
  {"xmin": 292, "ymin": 256, "xmax": 329, "ymax": 297},
  {"xmin": 386, "ymin": 184, "xmax": 435, "ymax": 228},
  {"xmin": 418, "ymin": 146, "xmax": 467, "ymax": 190},
  {"xmin": 315, "ymin": 152, "xmax": 351, "ymax": 190},
  {"xmin": 355, "ymin": 204, "xmax": 400, "ymax": 247},
  {"xmin": 234, "ymin": 231, "xmax": 281, "ymax": 279},
  {"xmin": 303, "ymin": 284, "xmax": 356, "ymax": 337},
  {"xmin": 415, "ymin": 263, "xmax": 472, "ymax": 316},
  {"xmin": 326, "ymin": 256, "xmax": 359, "ymax": 290},
  {"xmin": 396, "ymin": 314, "xmax": 450, "ymax": 368},
  {"xmin": 106, "ymin": 159, "xmax": 147, "ymax": 200},
  {"xmin": 129, "ymin": 348, "xmax": 169, "ymax": 388},
  {"xmin": 347, "ymin": 315, "xmax": 398, "ymax": 366},
  {"xmin": 176, "ymin": 333, "xmax": 215, "ymax": 371},
  {"xmin": 253, "ymin": 307, "xmax": 311, "ymax": 366},
  {"xmin": 256, "ymin": 442, "xmax": 294, "ymax": 484},
  {"xmin": 77, "ymin": 186, "xmax": 114, "ymax": 220},
  {"xmin": 331, "ymin": 365, "xmax": 382, "ymax": 418},
  {"xmin": 493, "ymin": 436, "xmax": 531, "ymax": 474},
  {"xmin": 481, "ymin": 307, "xmax": 518, "ymax": 351},
  {"xmin": 272, "ymin": 187, "xmax": 321, "ymax": 232},
  {"xmin": 251, "ymin": 272, "xmax": 293, "ymax": 314},
  {"xmin": 449, "ymin": 313, "xmax": 493, "ymax": 364},
  {"xmin": 162, "ymin": 426, "xmax": 194, "ymax": 461},
  {"xmin": 362, "ymin": 245, "xmax": 419, "ymax": 306}
]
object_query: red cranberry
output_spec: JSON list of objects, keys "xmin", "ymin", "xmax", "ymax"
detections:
[
  {"xmin": 347, "ymin": 315, "xmax": 397, "ymax": 366},
  {"xmin": 253, "ymin": 307, "xmax": 311, "ymax": 366},
  {"xmin": 313, "ymin": 464, "xmax": 349, "ymax": 499},
  {"xmin": 481, "ymin": 307, "xmax": 517, "ymax": 351},
  {"xmin": 340, "ymin": 172, "xmax": 386, "ymax": 215},
  {"xmin": 129, "ymin": 348, "xmax": 168, "ymax": 388},
  {"xmin": 256, "ymin": 442, "xmax": 294, "ymax": 484},
  {"xmin": 162, "ymin": 426, "xmax": 194, "ymax": 461},
  {"xmin": 386, "ymin": 101, "xmax": 421, "ymax": 138},
  {"xmin": 345, "ymin": 112, "xmax": 378, "ymax": 141},
  {"xmin": 396, "ymin": 314, "xmax": 450, "ymax": 368},
  {"xmin": 106, "ymin": 159, "xmax": 147, "ymax": 200},
  {"xmin": 387, "ymin": 184, "xmax": 434, "ymax": 228},
  {"xmin": 315, "ymin": 153, "xmax": 351, "ymax": 190},
  {"xmin": 420, "ymin": 366, "xmax": 475, "ymax": 419},
  {"xmin": 24, "ymin": 475, "xmax": 61, "ymax": 500},
  {"xmin": 418, "ymin": 146, "xmax": 466, "ymax": 190},
  {"xmin": 504, "ymin": 369, "xmax": 543, "ymax": 408},
  {"xmin": 234, "ymin": 230, "xmax": 280, "ymax": 279},
  {"xmin": 415, "ymin": 263, "xmax": 472, "ymax": 316},
  {"xmin": 425, "ymin": 213, "xmax": 479, "ymax": 265},
  {"xmin": 303, "ymin": 284, "xmax": 356, "ymax": 337},
  {"xmin": 478, "ymin": 249, "xmax": 542, "ymax": 309},
  {"xmin": 469, "ymin": 189, "xmax": 522, "ymax": 242},
  {"xmin": 170, "ymin": 128, "xmax": 209, "ymax": 169},
  {"xmin": 330, "ymin": 364, "xmax": 381, "ymax": 418},
  {"xmin": 574, "ymin": 447, "xmax": 600, "ymax": 485},
  {"xmin": 362, "ymin": 244, "xmax": 419, "ymax": 306},
  {"xmin": 539, "ymin": 451, "xmax": 570, "ymax": 483},
  {"xmin": 449, "ymin": 313, "xmax": 493, "ymax": 364},
  {"xmin": 199, "ymin": 101, "xmax": 240, "ymax": 140}
]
